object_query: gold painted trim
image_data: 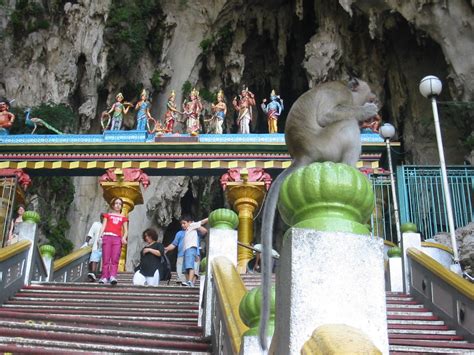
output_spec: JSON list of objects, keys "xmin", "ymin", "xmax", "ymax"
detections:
[
  {"xmin": 212, "ymin": 256, "xmax": 249, "ymax": 354},
  {"xmin": 302, "ymin": 324, "xmax": 382, "ymax": 354},
  {"xmin": 0, "ymin": 240, "xmax": 31, "ymax": 261},
  {"xmin": 53, "ymin": 246, "xmax": 92, "ymax": 271},
  {"xmin": 407, "ymin": 248, "xmax": 474, "ymax": 300},
  {"xmin": 384, "ymin": 240, "xmax": 397, "ymax": 248},
  {"xmin": 421, "ymin": 241, "xmax": 454, "ymax": 255}
]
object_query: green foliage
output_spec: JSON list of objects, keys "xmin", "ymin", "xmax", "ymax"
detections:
[
  {"xmin": 105, "ymin": 0, "xmax": 165, "ymax": 73},
  {"xmin": 151, "ymin": 70, "xmax": 162, "ymax": 91},
  {"xmin": 199, "ymin": 23, "xmax": 234, "ymax": 57},
  {"xmin": 199, "ymin": 88, "xmax": 215, "ymax": 103},
  {"xmin": 182, "ymin": 81, "xmax": 192, "ymax": 98},
  {"xmin": 199, "ymin": 37, "xmax": 214, "ymax": 53},
  {"xmin": 9, "ymin": 0, "xmax": 49, "ymax": 42},
  {"xmin": 28, "ymin": 176, "xmax": 75, "ymax": 258}
]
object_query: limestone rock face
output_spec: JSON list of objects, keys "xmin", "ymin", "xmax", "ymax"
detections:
[{"xmin": 433, "ymin": 222, "xmax": 474, "ymax": 275}]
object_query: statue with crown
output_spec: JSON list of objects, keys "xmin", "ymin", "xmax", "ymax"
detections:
[
  {"xmin": 210, "ymin": 89, "xmax": 227, "ymax": 134},
  {"xmin": 164, "ymin": 90, "xmax": 182, "ymax": 133},
  {"xmin": 261, "ymin": 89, "xmax": 284, "ymax": 134},
  {"xmin": 232, "ymin": 85, "xmax": 255, "ymax": 134},
  {"xmin": 182, "ymin": 88, "xmax": 202, "ymax": 135}
]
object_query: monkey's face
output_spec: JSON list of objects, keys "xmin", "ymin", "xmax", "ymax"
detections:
[{"xmin": 350, "ymin": 80, "xmax": 377, "ymax": 107}]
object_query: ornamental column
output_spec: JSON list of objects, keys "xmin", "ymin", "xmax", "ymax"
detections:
[
  {"xmin": 100, "ymin": 168, "xmax": 150, "ymax": 272},
  {"xmin": 220, "ymin": 168, "xmax": 271, "ymax": 273},
  {"xmin": 0, "ymin": 169, "xmax": 31, "ymax": 247}
]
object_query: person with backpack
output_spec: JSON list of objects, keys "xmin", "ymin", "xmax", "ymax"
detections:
[{"xmin": 132, "ymin": 228, "xmax": 165, "ymax": 286}]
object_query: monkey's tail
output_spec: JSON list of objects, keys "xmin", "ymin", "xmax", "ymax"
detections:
[{"xmin": 259, "ymin": 164, "xmax": 297, "ymax": 351}]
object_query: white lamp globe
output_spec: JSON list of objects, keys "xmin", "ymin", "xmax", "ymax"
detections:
[
  {"xmin": 380, "ymin": 123, "xmax": 396, "ymax": 140},
  {"xmin": 419, "ymin": 75, "xmax": 442, "ymax": 98}
]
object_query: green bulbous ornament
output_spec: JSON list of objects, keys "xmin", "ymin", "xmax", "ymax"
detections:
[
  {"xmin": 239, "ymin": 286, "xmax": 275, "ymax": 336},
  {"xmin": 209, "ymin": 208, "xmax": 239, "ymax": 230},
  {"xmin": 39, "ymin": 244, "xmax": 56, "ymax": 258},
  {"xmin": 22, "ymin": 211, "xmax": 41, "ymax": 224},
  {"xmin": 278, "ymin": 162, "xmax": 374, "ymax": 235}
]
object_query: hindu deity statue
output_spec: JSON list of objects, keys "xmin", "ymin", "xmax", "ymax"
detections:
[
  {"xmin": 261, "ymin": 89, "xmax": 284, "ymax": 134},
  {"xmin": 135, "ymin": 89, "xmax": 153, "ymax": 131},
  {"xmin": 210, "ymin": 89, "xmax": 227, "ymax": 134},
  {"xmin": 164, "ymin": 90, "xmax": 181, "ymax": 133},
  {"xmin": 232, "ymin": 86, "xmax": 256, "ymax": 134},
  {"xmin": 107, "ymin": 92, "xmax": 132, "ymax": 130},
  {"xmin": 182, "ymin": 88, "xmax": 202, "ymax": 135},
  {"xmin": 0, "ymin": 98, "xmax": 15, "ymax": 134},
  {"xmin": 360, "ymin": 114, "xmax": 382, "ymax": 133}
]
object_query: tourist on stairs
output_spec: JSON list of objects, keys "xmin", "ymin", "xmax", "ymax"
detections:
[
  {"xmin": 133, "ymin": 228, "xmax": 165, "ymax": 286},
  {"xmin": 98, "ymin": 198, "xmax": 128, "ymax": 285},
  {"xmin": 85, "ymin": 214, "xmax": 104, "ymax": 282}
]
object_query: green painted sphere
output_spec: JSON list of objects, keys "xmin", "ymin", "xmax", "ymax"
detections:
[
  {"xmin": 239, "ymin": 286, "xmax": 275, "ymax": 336},
  {"xmin": 387, "ymin": 246, "xmax": 402, "ymax": 258},
  {"xmin": 200, "ymin": 257, "xmax": 207, "ymax": 274},
  {"xmin": 22, "ymin": 211, "xmax": 41, "ymax": 224},
  {"xmin": 39, "ymin": 244, "xmax": 56, "ymax": 258},
  {"xmin": 401, "ymin": 222, "xmax": 418, "ymax": 233},
  {"xmin": 278, "ymin": 162, "xmax": 374, "ymax": 235},
  {"xmin": 208, "ymin": 208, "xmax": 239, "ymax": 229}
]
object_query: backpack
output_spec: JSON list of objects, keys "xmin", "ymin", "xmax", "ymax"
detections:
[{"xmin": 160, "ymin": 254, "xmax": 172, "ymax": 283}]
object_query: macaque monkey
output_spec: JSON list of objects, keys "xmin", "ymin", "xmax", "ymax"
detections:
[{"xmin": 259, "ymin": 78, "xmax": 379, "ymax": 349}]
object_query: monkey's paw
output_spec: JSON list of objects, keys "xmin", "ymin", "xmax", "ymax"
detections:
[{"xmin": 361, "ymin": 102, "xmax": 378, "ymax": 119}]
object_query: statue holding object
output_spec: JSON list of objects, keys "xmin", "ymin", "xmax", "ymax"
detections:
[
  {"xmin": 182, "ymin": 88, "xmax": 202, "ymax": 135},
  {"xmin": 209, "ymin": 89, "xmax": 227, "ymax": 134},
  {"xmin": 261, "ymin": 89, "xmax": 284, "ymax": 134},
  {"xmin": 164, "ymin": 90, "xmax": 182, "ymax": 133},
  {"xmin": 135, "ymin": 89, "xmax": 154, "ymax": 131},
  {"xmin": 233, "ymin": 86, "xmax": 256, "ymax": 134},
  {"xmin": 103, "ymin": 92, "xmax": 132, "ymax": 131},
  {"xmin": 0, "ymin": 98, "xmax": 15, "ymax": 134},
  {"xmin": 359, "ymin": 114, "xmax": 382, "ymax": 133},
  {"xmin": 25, "ymin": 108, "xmax": 63, "ymax": 134}
]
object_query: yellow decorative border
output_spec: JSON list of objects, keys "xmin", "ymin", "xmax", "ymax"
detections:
[
  {"xmin": 421, "ymin": 241, "xmax": 453, "ymax": 255},
  {"xmin": 212, "ymin": 256, "xmax": 249, "ymax": 354},
  {"xmin": 0, "ymin": 240, "xmax": 31, "ymax": 261},
  {"xmin": 0, "ymin": 160, "xmax": 380, "ymax": 171},
  {"xmin": 53, "ymin": 246, "xmax": 91, "ymax": 271},
  {"xmin": 407, "ymin": 248, "xmax": 474, "ymax": 300}
]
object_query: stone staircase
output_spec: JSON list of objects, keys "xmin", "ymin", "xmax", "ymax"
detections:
[
  {"xmin": 387, "ymin": 292, "xmax": 474, "ymax": 354},
  {"xmin": 242, "ymin": 274, "xmax": 473, "ymax": 354},
  {"xmin": 0, "ymin": 273, "xmax": 210, "ymax": 353}
]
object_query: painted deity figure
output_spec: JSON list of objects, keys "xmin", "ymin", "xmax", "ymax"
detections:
[
  {"xmin": 135, "ymin": 89, "xmax": 153, "ymax": 131},
  {"xmin": 261, "ymin": 89, "xmax": 284, "ymax": 134},
  {"xmin": 164, "ymin": 90, "xmax": 181, "ymax": 133},
  {"xmin": 360, "ymin": 114, "xmax": 382, "ymax": 133},
  {"xmin": 0, "ymin": 98, "xmax": 15, "ymax": 134},
  {"xmin": 232, "ymin": 87, "xmax": 256, "ymax": 134},
  {"xmin": 210, "ymin": 89, "xmax": 227, "ymax": 134},
  {"xmin": 108, "ymin": 93, "xmax": 132, "ymax": 130},
  {"xmin": 182, "ymin": 88, "xmax": 202, "ymax": 134}
]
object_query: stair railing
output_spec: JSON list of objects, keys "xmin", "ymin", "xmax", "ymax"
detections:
[
  {"xmin": 406, "ymin": 247, "xmax": 474, "ymax": 341},
  {"xmin": 0, "ymin": 221, "xmax": 48, "ymax": 304},
  {"xmin": 52, "ymin": 246, "xmax": 91, "ymax": 282}
]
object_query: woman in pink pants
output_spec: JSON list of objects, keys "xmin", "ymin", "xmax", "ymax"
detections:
[{"xmin": 98, "ymin": 198, "xmax": 128, "ymax": 285}]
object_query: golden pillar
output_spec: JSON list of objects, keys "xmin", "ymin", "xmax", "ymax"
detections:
[
  {"xmin": 225, "ymin": 169, "xmax": 267, "ymax": 273},
  {"xmin": 100, "ymin": 169, "xmax": 145, "ymax": 272}
]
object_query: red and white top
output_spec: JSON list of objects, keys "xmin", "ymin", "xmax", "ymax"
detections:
[{"xmin": 103, "ymin": 213, "xmax": 128, "ymax": 237}]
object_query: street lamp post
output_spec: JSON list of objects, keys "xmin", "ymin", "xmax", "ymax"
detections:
[
  {"xmin": 380, "ymin": 123, "xmax": 402, "ymax": 246},
  {"xmin": 419, "ymin": 75, "xmax": 461, "ymax": 273}
]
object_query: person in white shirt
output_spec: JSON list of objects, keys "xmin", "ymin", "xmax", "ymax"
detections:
[
  {"xmin": 86, "ymin": 214, "xmax": 104, "ymax": 282},
  {"xmin": 176, "ymin": 215, "xmax": 208, "ymax": 287}
]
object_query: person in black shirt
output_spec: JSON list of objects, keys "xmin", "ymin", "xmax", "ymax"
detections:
[{"xmin": 132, "ymin": 228, "xmax": 164, "ymax": 286}]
